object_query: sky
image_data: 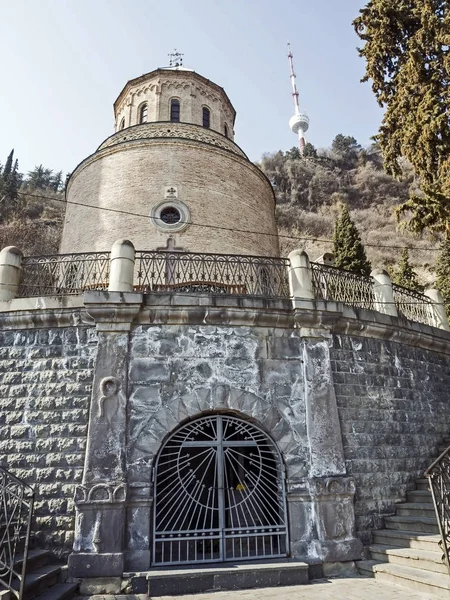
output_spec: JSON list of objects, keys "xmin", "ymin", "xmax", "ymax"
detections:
[{"xmin": 0, "ymin": 0, "xmax": 383, "ymax": 176}]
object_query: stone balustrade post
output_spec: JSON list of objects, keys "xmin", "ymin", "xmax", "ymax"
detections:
[
  {"xmin": 0, "ymin": 246, "xmax": 23, "ymax": 301},
  {"xmin": 108, "ymin": 239, "xmax": 135, "ymax": 292},
  {"xmin": 288, "ymin": 249, "xmax": 315, "ymax": 309},
  {"xmin": 424, "ymin": 288, "xmax": 450, "ymax": 331},
  {"xmin": 371, "ymin": 269, "xmax": 398, "ymax": 317}
]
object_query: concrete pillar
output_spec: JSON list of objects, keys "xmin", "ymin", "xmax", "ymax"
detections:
[
  {"xmin": 371, "ymin": 269, "xmax": 398, "ymax": 317},
  {"xmin": 424, "ymin": 288, "xmax": 450, "ymax": 331},
  {"xmin": 288, "ymin": 249, "xmax": 315, "ymax": 309},
  {"xmin": 109, "ymin": 239, "xmax": 135, "ymax": 292},
  {"xmin": 0, "ymin": 246, "xmax": 23, "ymax": 301}
]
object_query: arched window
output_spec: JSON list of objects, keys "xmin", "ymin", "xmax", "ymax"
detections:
[
  {"xmin": 119, "ymin": 117, "xmax": 125, "ymax": 130},
  {"xmin": 202, "ymin": 107, "xmax": 210, "ymax": 128},
  {"xmin": 170, "ymin": 99, "xmax": 180, "ymax": 122},
  {"xmin": 139, "ymin": 103, "xmax": 148, "ymax": 124},
  {"xmin": 224, "ymin": 123, "xmax": 228, "ymax": 138}
]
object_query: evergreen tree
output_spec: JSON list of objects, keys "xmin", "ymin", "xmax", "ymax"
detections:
[
  {"xmin": 436, "ymin": 238, "xmax": 450, "ymax": 316},
  {"xmin": 333, "ymin": 204, "xmax": 372, "ymax": 276},
  {"xmin": 392, "ymin": 248, "xmax": 422, "ymax": 291},
  {"xmin": 2, "ymin": 150, "xmax": 14, "ymax": 182},
  {"xmin": 303, "ymin": 142, "xmax": 317, "ymax": 158},
  {"xmin": 285, "ymin": 147, "xmax": 300, "ymax": 160},
  {"xmin": 5, "ymin": 159, "xmax": 20, "ymax": 202},
  {"xmin": 354, "ymin": 1, "xmax": 450, "ymax": 235},
  {"xmin": 51, "ymin": 170, "xmax": 63, "ymax": 192}
]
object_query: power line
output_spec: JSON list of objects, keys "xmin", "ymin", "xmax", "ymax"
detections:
[{"xmin": 16, "ymin": 190, "xmax": 443, "ymax": 252}]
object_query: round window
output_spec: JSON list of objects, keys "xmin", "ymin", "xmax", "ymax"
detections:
[
  {"xmin": 151, "ymin": 199, "xmax": 190, "ymax": 233},
  {"xmin": 160, "ymin": 206, "xmax": 181, "ymax": 225}
]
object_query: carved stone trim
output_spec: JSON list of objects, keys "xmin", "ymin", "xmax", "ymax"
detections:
[
  {"xmin": 311, "ymin": 476, "xmax": 356, "ymax": 499},
  {"xmin": 74, "ymin": 482, "xmax": 127, "ymax": 505}
]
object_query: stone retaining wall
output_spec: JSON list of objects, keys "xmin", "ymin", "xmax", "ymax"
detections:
[
  {"xmin": 331, "ymin": 334, "xmax": 450, "ymax": 544},
  {"xmin": 0, "ymin": 325, "xmax": 97, "ymax": 557}
]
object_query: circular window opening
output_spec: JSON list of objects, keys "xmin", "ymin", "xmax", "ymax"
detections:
[{"xmin": 160, "ymin": 206, "xmax": 181, "ymax": 225}]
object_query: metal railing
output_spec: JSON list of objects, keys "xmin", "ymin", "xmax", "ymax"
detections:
[
  {"xmin": 14, "ymin": 251, "xmax": 440, "ymax": 329},
  {"xmin": 134, "ymin": 250, "xmax": 291, "ymax": 299},
  {"xmin": 425, "ymin": 446, "xmax": 450, "ymax": 574},
  {"xmin": 0, "ymin": 467, "xmax": 35, "ymax": 600},
  {"xmin": 19, "ymin": 252, "xmax": 110, "ymax": 298},
  {"xmin": 392, "ymin": 283, "xmax": 434, "ymax": 324},
  {"xmin": 310, "ymin": 262, "xmax": 376, "ymax": 311}
]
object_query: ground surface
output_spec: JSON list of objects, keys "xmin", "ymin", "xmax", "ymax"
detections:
[{"xmin": 78, "ymin": 577, "xmax": 437, "ymax": 600}]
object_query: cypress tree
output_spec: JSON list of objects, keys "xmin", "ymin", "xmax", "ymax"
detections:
[
  {"xmin": 354, "ymin": 1, "xmax": 450, "ymax": 236},
  {"xmin": 436, "ymin": 238, "xmax": 450, "ymax": 316},
  {"xmin": 2, "ymin": 149, "xmax": 14, "ymax": 182},
  {"xmin": 333, "ymin": 204, "xmax": 372, "ymax": 276},
  {"xmin": 5, "ymin": 159, "xmax": 19, "ymax": 202},
  {"xmin": 392, "ymin": 248, "xmax": 422, "ymax": 291}
]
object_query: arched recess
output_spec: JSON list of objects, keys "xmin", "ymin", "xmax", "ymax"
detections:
[{"xmin": 152, "ymin": 411, "xmax": 289, "ymax": 565}]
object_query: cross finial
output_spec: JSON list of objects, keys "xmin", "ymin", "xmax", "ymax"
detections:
[{"xmin": 168, "ymin": 49, "xmax": 184, "ymax": 67}]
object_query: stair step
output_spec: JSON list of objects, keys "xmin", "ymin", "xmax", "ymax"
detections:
[
  {"xmin": 20, "ymin": 565, "xmax": 62, "ymax": 600},
  {"xmin": 396, "ymin": 502, "xmax": 436, "ymax": 517},
  {"xmin": 137, "ymin": 560, "xmax": 309, "ymax": 596},
  {"xmin": 415, "ymin": 478, "xmax": 430, "ymax": 491},
  {"xmin": 406, "ymin": 490, "xmax": 433, "ymax": 503},
  {"xmin": 373, "ymin": 529, "xmax": 441, "ymax": 552},
  {"xmin": 369, "ymin": 543, "xmax": 447, "ymax": 574},
  {"xmin": 14, "ymin": 550, "xmax": 50, "ymax": 573},
  {"xmin": 33, "ymin": 583, "xmax": 78, "ymax": 600},
  {"xmin": 357, "ymin": 560, "xmax": 450, "ymax": 598},
  {"xmin": 385, "ymin": 515, "xmax": 439, "ymax": 533},
  {"xmin": 356, "ymin": 559, "xmax": 377, "ymax": 577}
]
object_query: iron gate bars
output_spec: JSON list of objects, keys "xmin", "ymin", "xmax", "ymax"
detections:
[
  {"xmin": 152, "ymin": 415, "xmax": 288, "ymax": 565},
  {"xmin": 135, "ymin": 251, "xmax": 291, "ymax": 298},
  {"xmin": 0, "ymin": 467, "xmax": 35, "ymax": 600},
  {"xmin": 425, "ymin": 445, "xmax": 450, "ymax": 575},
  {"xmin": 19, "ymin": 252, "xmax": 110, "ymax": 298}
]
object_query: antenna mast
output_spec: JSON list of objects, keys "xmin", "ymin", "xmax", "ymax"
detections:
[{"xmin": 287, "ymin": 43, "xmax": 309, "ymax": 155}]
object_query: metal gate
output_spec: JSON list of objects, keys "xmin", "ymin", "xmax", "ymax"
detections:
[{"xmin": 152, "ymin": 414, "xmax": 288, "ymax": 565}]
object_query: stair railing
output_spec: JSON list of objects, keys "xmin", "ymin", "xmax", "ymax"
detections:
[
  {"xmin": 425, "ymin": 444, "xmax": 450, "ymax": 575},
  {"xmin": 0, "ymin": 466, "xmax": 35, "ymax": 600}
]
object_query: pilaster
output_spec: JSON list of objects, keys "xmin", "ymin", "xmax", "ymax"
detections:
[{"xmin": 68, "ymin": 291, "xmax": 142, "ymax": 578}]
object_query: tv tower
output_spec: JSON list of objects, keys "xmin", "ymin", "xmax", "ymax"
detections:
[{"xmin": 287, "ymin": 43, "xmax": 309, "ymax": 155}]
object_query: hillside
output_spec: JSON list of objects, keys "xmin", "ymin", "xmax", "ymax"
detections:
[{"xmin": 259, "ymin": 140, "xmax": 441, "ymax": 286}]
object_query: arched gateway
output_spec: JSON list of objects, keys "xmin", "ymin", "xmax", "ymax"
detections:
[{"xmin": 152, "ymin": 414, "xmax": 289, "ymax": 565}]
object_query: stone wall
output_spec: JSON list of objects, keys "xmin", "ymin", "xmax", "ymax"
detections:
[
  {"xmin": 0, "ymin": 324, "xmax": 97, "ymax": 558},
  {"xmin": 331, "ymin": 334, "xmax": 450, "ymax": 544}
]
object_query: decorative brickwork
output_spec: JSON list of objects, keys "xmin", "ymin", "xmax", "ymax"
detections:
[{"xmin": 98, "ymin": 122, "xmax": 246, "ymax": 157}]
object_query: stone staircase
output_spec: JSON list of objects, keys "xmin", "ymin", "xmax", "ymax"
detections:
[
  {"xmin": 0, "ymin": 547, "xmax": 77, "ymax": 600},
  {"xmin": 358, "ymin": 438, "xmax": 450, "ymax": 597}
]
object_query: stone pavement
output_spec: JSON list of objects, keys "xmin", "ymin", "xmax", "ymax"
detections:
[{"xmin": 81, "ymin": 577, "xmax": 437, "ymax": 600}]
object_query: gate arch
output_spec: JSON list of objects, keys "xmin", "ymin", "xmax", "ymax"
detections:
[{"xmin": 152, "ymin": 413, "xmax": 289, "ymax": 565}]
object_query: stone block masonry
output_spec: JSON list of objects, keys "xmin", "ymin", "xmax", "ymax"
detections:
[
  {"xmin": 0, "ymin": 325, "xmax": 98, "ymax": 558},
  {"xmin": 331, "ymin": 334, "xmax": 450, "ymax": 544}
]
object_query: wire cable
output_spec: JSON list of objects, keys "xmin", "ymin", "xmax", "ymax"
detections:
[{"xmin": 15, "ymin": 190, "xmax": 443, "ymax": 253}]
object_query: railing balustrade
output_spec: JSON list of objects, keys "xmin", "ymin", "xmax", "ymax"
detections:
[
  {"xmin": 134, "ymin": 250, "xmax": 291, "ymax": 298},
  {"xmin": 392, "ymin": 284, "xmax": 434, "ymax": 324},
  {"xmin": 7, "ymin": 247, "xmax": 448, "ymax": 330},
  {"xmin": 425, "ymin": 446, "xmax": 450, "ymax": 575},
  {"xmin": 310, "ymin": 262, "xmax": 376, "ymax": 311},
  {"xmin": 0, "ymin": 467, "xmax": 35, "ymax": 600},
  {"xmin": 19, "ymin": 252, "xmax": 110, "ymax": 298}
]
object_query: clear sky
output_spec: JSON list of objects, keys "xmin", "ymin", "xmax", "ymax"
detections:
[{"xmin": 0, "ymin": 0, "xmax": 382, "ymax": 176}]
